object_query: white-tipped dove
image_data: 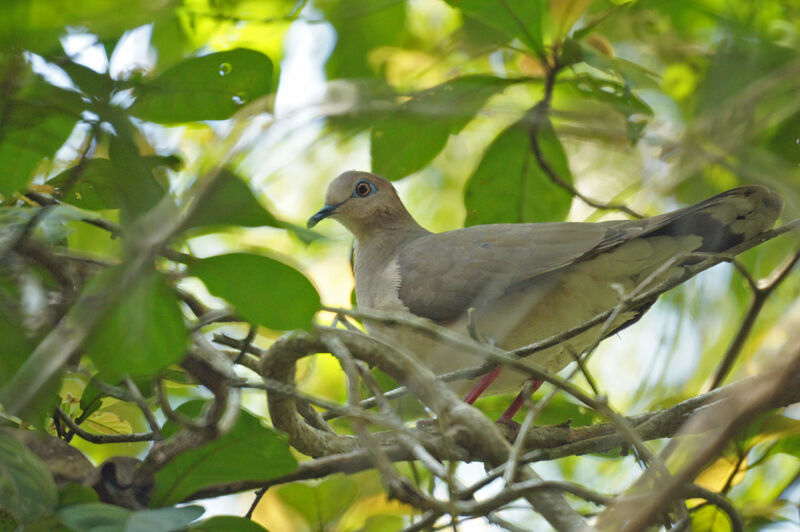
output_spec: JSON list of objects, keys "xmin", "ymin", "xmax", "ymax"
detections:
[{"xmin": 308, "ymin": 171, "xmax": 782, "ymax": 421}]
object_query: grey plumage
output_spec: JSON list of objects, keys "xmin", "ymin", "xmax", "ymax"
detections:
[{"xmin": 309, "ymin": 171, "xmax": 782, "ymax": 394}]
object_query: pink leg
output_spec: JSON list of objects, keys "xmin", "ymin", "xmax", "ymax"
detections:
[
  {"xmin": 498, "ymin": 378, "xmax": 543, "ymax": 423},
  {"xmin": 463, "ymin": 366, "xmax": 502, "ymax": 404}
]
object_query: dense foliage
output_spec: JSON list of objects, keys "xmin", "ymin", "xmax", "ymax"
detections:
[{"xmin": 1, "ymin": 0, "xmax": 799, "ymax": 531}]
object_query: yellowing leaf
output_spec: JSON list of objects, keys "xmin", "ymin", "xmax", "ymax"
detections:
[
  {"xmin": 694, "ymin": 454, "xmax": 747, "ymax": 493},
  {"xmin": 85, "ymin": 411, "xmax": 133, "ymax": 436}
]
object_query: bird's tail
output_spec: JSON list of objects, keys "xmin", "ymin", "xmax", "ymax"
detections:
[{"xmin": 645, "ymin": 185, "xmax": 782, "ymax": 253}]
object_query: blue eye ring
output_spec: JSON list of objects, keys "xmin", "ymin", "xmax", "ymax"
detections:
[{"xmin": 354, "ymin": 179, "xmax": 375, "ymax": 198}]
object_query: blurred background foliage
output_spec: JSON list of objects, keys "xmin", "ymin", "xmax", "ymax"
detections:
[{"xmin": 1, "ymin": 0, "xmax": 799, "ymax": 530}]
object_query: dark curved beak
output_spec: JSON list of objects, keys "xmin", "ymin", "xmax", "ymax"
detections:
[{"xmin": 307, "ymin": 204, "xmax": 339, "ymax": 228}]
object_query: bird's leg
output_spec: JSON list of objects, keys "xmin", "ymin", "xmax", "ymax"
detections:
[
  {"xmin": 497, "ymin": 378, "xmax": 543, "ymax": 424},
  {"xmin": 462, "ymin": 366, "xmax": 502, "ymax": 404}
]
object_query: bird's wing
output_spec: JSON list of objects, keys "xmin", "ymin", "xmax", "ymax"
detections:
[{"xmin": 396, "ymin": 186, "xmax": 781, "ymax": 322}]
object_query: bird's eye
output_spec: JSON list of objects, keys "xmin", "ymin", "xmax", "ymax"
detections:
[{"xmin": 355, "ymin": 180, "xmax": 372, "ymax": 197}]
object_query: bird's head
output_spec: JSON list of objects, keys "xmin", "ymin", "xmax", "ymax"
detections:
[{"xmin": 308, "ymin": 171, "xmax": 417, "ymax": 238}]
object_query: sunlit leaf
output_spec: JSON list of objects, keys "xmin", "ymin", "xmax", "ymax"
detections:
[
  {"xmin": 464, "ymin": 117, "xmax": 573, "ymax": 225},
  {"xmin": 187, "ymin": 253, "xmax": 320, "ymax": 331},
  {"xmin": 371, "ymin": 75, "xmax": 518, "ymax": 179},
  {"xmin": 694, "ymin": 453, "xmax": 747, "ymax": 493},
  {"xmin": 131, "ymin": 49, "xmax": 273, "ymax": 124},
  {"xmin": 690, "ymin": 504, "xmax": 733, "ymax": 532},
  {"xmin": 152, "ymin": 401, "xmax": 297, "ymax": 506},
  {"xmin": 444, "ymin": 0, "xmax": 547, "ymax": 57}
]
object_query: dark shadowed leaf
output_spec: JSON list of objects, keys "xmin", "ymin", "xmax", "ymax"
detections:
[
  {"xmin": 107, "ymin": 133, "xmax": 167, "ymax": 223},
  {"xmin": 84, "ymin": 269, "xmax": 187, "ymax": 379},
  {"xmin": 184, "ymin": 169, "xmax": 282, "ymax": 232},
  {"xmin": 464, "ymin": 117, "xmax": 573, "ymax": 225},
  {"xmin": 0, "ymin": 430, "xmax": 58, "ymax": 525},
  {"xmin": 152, "ymin": 401, "xmax": 297, "ymax": 506},
  {"xmin": 444, "ymin": 0, "xmax": 546, "ymax": 56},
  {"xmin": 189, "ymin": 515, "xmax": 269, "ymax": 532},
  {"xmin": 131, "ymin": 49, "xmax": 273, "ymax": 124},
  {"xmin": 187, "ymin": 253, "xmax": 320, "ymax": 330},
  {"xmin": 59, "ymin": 60, "xmax": 115, "ymax": 98},
  {"xmin": 371, "ymin": 76, "xmax": 518, "ymax": 179}
]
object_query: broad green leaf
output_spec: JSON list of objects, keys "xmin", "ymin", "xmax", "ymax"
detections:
[
  {"xmin": 84, "ymin": 269, "xmax": 187, "ymax": 378},
  {"xmin": 561, "ymin": 76, "xmax": 653, "ymax": 144},
  {"xmin": 690, "ymin": 504, "xmax": 733, "ymax": 532},
  {"xmin": 0, "ymin": 69, "xmax": 83, "ymax": 196},
  {"xmin": 189, "ymin": 516, "xmax": 269, "ymax": 532},
  {"xmin": 0, "ymin": 0, "xmax": 171, "ymax": 54},
  {"xmin": 371, "ymin": 75, "xmax": 518, "ymax": 179},
  {"xmin": 187, "ymin": 253, "xmax": 320, "ymax": 331},
  {"xmin": 48, "ymin": 159, "xmax": 119, "ymax": 210},
  {"xmin": 580, "ymin": 42, "xmax": 660, "ymax": 90},
  {"xmin": 0, "ymin": 430, "xmax": 59, "ymax": 525},
  {"xmin": 277, "ymin": 476, "xmax": 359, "ymax": 527},
  {"xmin": 152, "ymin": 401, "xmax": 297, "ymax": 506},
  {"xmin": 0, "ymin": 112, "xmax": 77, "ymax": 197},
  {"xmin": 320, "ymin": 0, "xmax": 407, "ymax": 80},
  {"xmin": 56, "ymin": 503, "xmax": 203, "ymax": 532},
  {"xmin": 445, "ymin": 0, "xmax": 547, "ymax": 56},
  {"xmin": 126, "ymin": 506, "xmax": 205, "ymax": 532},
  {"xmin": 184, "ymin": 169, "xmax": 282, "ymax": 232},
  {"xmin": 59, "ymin": 60, "xmax": 114, "ymax": 98},
  {"xmin": 57, "ymin": 503, "xmax": 129, "ymax": 532},
  {"xmin": 107, "ymin": 133, "xmax": 167, "ymax": 223},
  {"xmin": 0, "ymin": 300, "xmax": 59, "ymax": 426},
  {"xmin": 464, "ymin": 117, "xmax": 573, "ymax": 225},
  {"xmin": 131, "ymin": 49, "xmax": 273, "ymax": 124},
  {"xmin": 0, "ymin": 305, "xmax": 36, "ymax": 388},
  {"xmin": 59, "ymin": 484, "xmax": 100, "ymax": 507}
]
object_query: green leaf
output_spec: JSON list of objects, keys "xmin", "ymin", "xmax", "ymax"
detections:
[
  {"xmin": 107, "ymin": 133, "xmax": 167, "ymax": 223},
  {"xmin": 184, "ymin": 169, "xmax": 282, "ymax": 232},
  {"xmin": 131, "ymin": 49, "xmax": 273, "ymax": 124},
  {"xmin": 48, "ymin": 159, "xmax": 119, "ymax": 210},
  {"xmin": 56, "ymin": 503, "xmax": 204, "ymax": 532},
  {"xmin": 59, "ymin": 60, "xmax": 115, "ymax": 98},
  {"xmin": 0, "ymin": 430, "xmax": 59, "ymax": 525},
  {"xmin": 126, "ymin": 506, "xmax": 205, "ymax": 532},
  {"xmin": 187, "ymin": 253, "xmax": 320, "ymax": 331},
  {"xmin": 320, "ymin": 0, "xmax": 407, "ymax": 80},
  {"xmin": 189, "ymin": 515, "xmax": 269, "ymax": 532},
  {"xmin": 445, "ymin": 0, "xmax": 546, "ymax": 56},
  {"xmin": 371, "ymin": 75, "xmax": 518, "ymax": 179},
  {"xmin": 690, "ymin": 504, "xmax": 733, "ymax": 532},
  {"xmin": 152, "ymin": 401, "xmax": 297, "ymax": 506},
  {"xmin": 276, "ymin": 476, "xmax": 358, "ymax": 527},
  {"xmin": 0, "ymin": 299, "xmax": 60, "ymax": 426},
  {"xmin": 84, "ymin": 269, "xmax": 187, "ymax": 379},
  {"xmin": 59, "ymin": 484, "xmax": 100, "ymax": 507},
  {"xmin": 463, "ymin": 117, "xmax": 573, "ymax": 225},
  {"xmin": 0, "ymin": 111, "xmax": 77, "ymax": 197},
  {"xmin": 580, "ymin": 43, "xmax": 660, "ymax": 90}
]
